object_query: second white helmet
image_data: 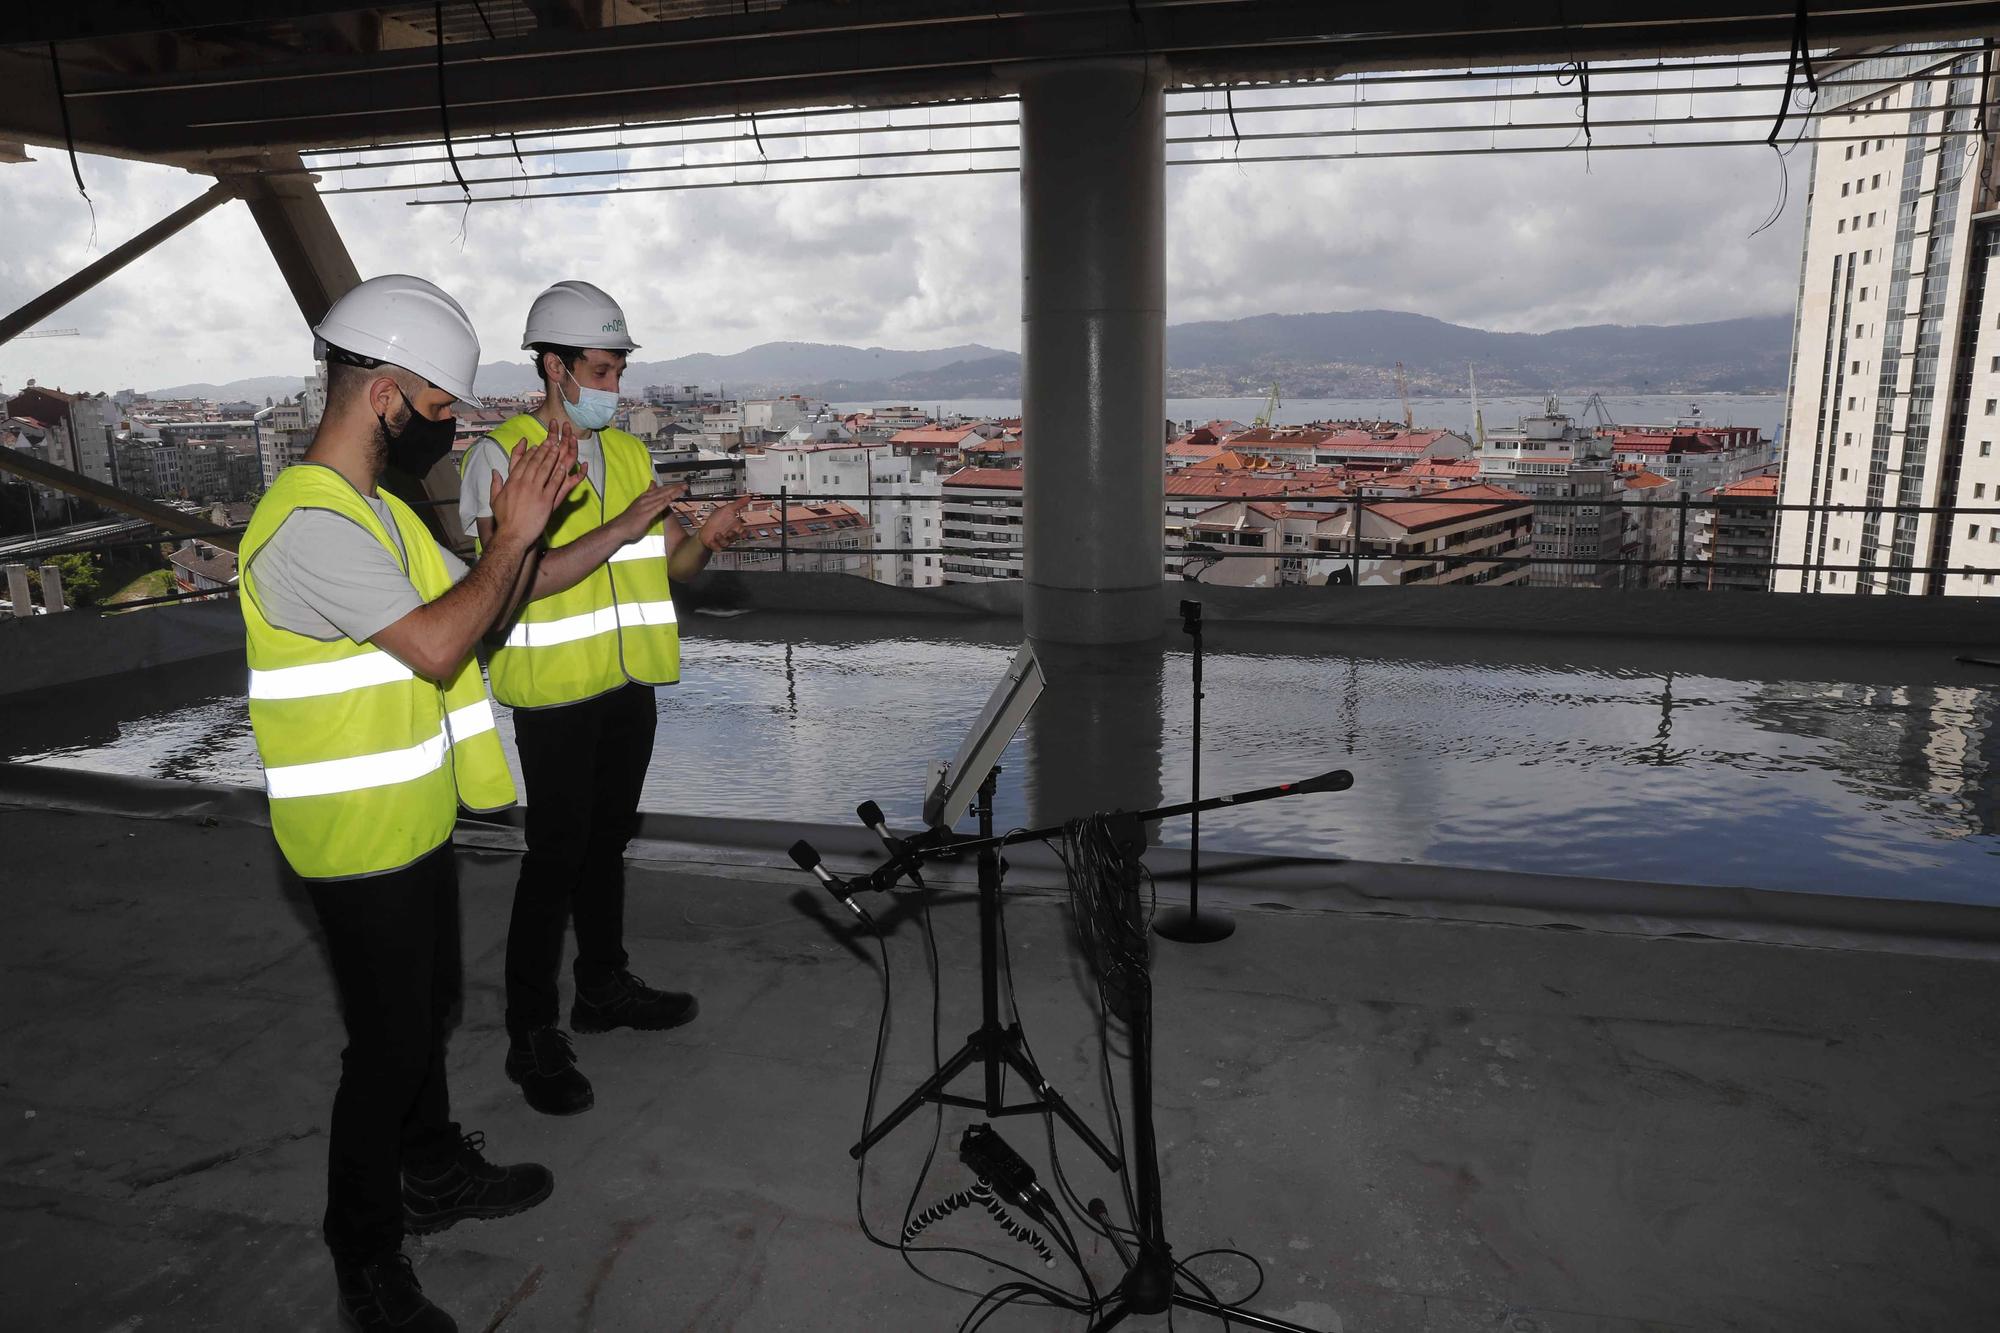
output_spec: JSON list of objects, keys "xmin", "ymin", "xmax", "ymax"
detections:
[
  {"xmin": 313, "ymin": 274, "xmax": 482, "ymax": 404},
  {"xmin": 521, "ymin": 280, "xmax": 639, "ymax": 353}
]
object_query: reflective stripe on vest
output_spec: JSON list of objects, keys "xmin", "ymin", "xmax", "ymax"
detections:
[
  {"xmin": 249, "ymin": 652, "xmax": 415, "ymax": 700},
  {"xmin": 502, "ymin": 599, "xmax": 678, "ymax": 649},
  {"xmin": 263, "ymin": 699, "xmax": 496, "ymax": 800},
  {"xmin": 470, "ymin": 418, "xmax": 681, "ymax": 707}
]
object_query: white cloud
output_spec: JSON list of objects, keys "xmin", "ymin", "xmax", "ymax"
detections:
[{"xmin": 0, "ymin": 79, "xmax": 1809, "ymax": 395}]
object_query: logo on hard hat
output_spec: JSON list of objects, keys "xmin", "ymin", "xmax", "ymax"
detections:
[{"xmin": 604, "ymin": 319, "xmax": 625, "ymax": 332}]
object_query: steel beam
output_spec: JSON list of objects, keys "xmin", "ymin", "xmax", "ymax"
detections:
[
  {"xmin": 234, "ymin": 155, "xmax": 360, "ymax": 326},
  {"xmin": 5, "ymin": 0, "xmax": 1998, "ymax": 161},
  {"xmin": 0, "ymin": 179, "xmax": 234, "ymax": 348},
  {"xmin": 0, "ymin": 449, "xmax": 239, "ymax": 552}
]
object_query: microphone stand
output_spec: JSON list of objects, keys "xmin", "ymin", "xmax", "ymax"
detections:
[
  {"xmin": 1154, "ymin": 598, "xmax": 1234, "ymax": 944},
  {"xmin": 822, "ymin": 767, "xmax": 1354, "ymax": 1333}
]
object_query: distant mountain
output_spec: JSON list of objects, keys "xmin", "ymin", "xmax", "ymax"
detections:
[
  {"xmin": 143, "ymin": 375, "xmax": 307, "ymax": 403},
  {"xmin": 468, "ymin": 341, "xmax": 1014, "ymax": 398},
  {"xmin": 1161, "ymin": 310, "xmax": 1793, "ymax": 397},
  {"xmin": 147, "ymin": 311, "xmax": 1793, "ymax": 404}
]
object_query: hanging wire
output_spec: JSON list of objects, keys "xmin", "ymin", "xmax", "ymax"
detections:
[
  {"xmin": 434, "ymin": 2, "xmax": 474, "ymax": 241},
  {"xmin": 465, "ymin": 0, "xmax": 527, "ymax": 172},
  {"xmin": 1749, "ymin": 0, "xmax": 1820, "ymax": 239},
  {"xmin": 46, "ymin": 42, "xmax": 97, "ymax": 249}
]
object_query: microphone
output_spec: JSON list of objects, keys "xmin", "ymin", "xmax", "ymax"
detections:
[
  {"xmin": 856, "ymin": 800, "xmax": 925, "ymax": 892},
  {"xmin": 789, "ymin": 840, "xmax": 870, "ymax": 923}
]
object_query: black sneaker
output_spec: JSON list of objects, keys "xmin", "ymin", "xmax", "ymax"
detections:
[
  {"xmin": 572, "ymin": 970, "xmax": 700, "ymax": 1033},
  {"xmin": 403, "ymin": 1130, "xmax": 554, "ymax": 1234},
  {"xmin": 336, "ymin": 1251, "xmax": 457, "ymax": 1332},
  {"xmin": 504, "ymin": 1026, "xmax": 594, "ymax": 1116}
]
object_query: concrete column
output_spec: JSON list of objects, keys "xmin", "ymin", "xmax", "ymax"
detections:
[
  {"xmin": 38, "ymin": 564, "xmax": 66, "ymax": 612},
  {"xmin": 5, "ymin": 564, "xmax": 32, "ymax": 616},
  {"xmin": 1019, "ymin": 59, "xmax": 1166, "ymax": 645},
  {"xmin": 236, "ymin": 154, "xmax": 362, "ymax": 326}
]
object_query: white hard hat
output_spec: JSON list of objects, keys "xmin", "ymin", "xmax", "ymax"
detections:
[
  {"xmin": 313, "ymin": 274, "xmax": 482, "ymax": 404},
  {"xmin": 521, "ymin": 279, "xmax": 639, "ymax": 352}
]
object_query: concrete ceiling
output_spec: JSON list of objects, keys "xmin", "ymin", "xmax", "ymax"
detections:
[{"xmin": 2, "ymin": 1, "xmax": 1997, "ymax": 170}]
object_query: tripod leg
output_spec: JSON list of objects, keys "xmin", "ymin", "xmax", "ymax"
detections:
[
  {"xmin": 849, "ymin": 1038, "xmax": 981, "ymax": 1160},
  {"xmin": 999, "ymin": 1036, "xmax": 1122, "ymax": 1171},
  {"xmin": 1170, "ymin": 1290, "xmax": 1329, "ymax": 1332}
]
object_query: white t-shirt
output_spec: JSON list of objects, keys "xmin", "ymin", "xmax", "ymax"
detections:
[
  {"xmin": 457, "ymin": 430, "xmax": 605, "ymax": 538},
  {"xmin": 248, "ymin": 493, "xmax": 468, "ymax": 644}
]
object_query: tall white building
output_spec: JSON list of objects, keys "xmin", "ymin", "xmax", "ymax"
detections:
[{"xmin": 1777, "ymin": 44, "xmax": 2000, "ymax": 595}]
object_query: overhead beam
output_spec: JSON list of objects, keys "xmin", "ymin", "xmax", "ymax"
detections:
[
  {"xmin": 0, "ymin": 448, "xmax": 240, "ymax": 552},
  {"xmin": 2, "ymin": 2, "xmax": 386, "ymax": 48},
  {"xmin": 4, "ymin": 0, "xmax": 1999, "ymax": 160},
  {"xmin": 0, "ymin": 179, "xmax": 234, "ymax": 347}
]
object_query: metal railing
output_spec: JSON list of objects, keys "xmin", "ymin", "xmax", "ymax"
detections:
[{"xmin": 12, "ymin": 486, "xmax": 2000, "ymax": 613}]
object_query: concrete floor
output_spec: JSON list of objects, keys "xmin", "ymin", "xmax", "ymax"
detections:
[{"xmin": 4, "ymin": 800, "xmax": 2000, "ymax": 1332}]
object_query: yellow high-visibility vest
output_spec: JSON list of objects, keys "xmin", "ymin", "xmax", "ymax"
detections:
[
  {"xmin": 468, "ymin": 416, "xmax": 680, "ymax": 708},
  {"xmin": 240, "ymin": 464, "xmax": 516, "ymax": 880}
]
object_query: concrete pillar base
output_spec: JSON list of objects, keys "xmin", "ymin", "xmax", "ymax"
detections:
[{"xmin": 1024, "ymin": 583, "xmax": 1165, "ymax": 645}]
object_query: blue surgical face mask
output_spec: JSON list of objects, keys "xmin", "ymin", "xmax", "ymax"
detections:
[{"xmin": 559, "ymin": 364, "xmax": 618, "ymax": 432}]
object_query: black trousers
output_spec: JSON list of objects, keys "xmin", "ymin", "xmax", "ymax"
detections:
[
  {"xmin": 304, "ymin": 844, "xmax": 462, "ymax": 1266},
  {"xmin": 506, "ymin": 680, "xmax": 657, "ymax": 1038}
]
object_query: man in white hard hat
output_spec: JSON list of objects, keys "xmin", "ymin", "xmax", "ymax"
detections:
[
  {"xmin": 241, "ymin": 274, "xmax": 583, "ymax": 1333},
  {"xmin": 457, "ymin": 280, "xmax": 747, "ymax": 1115}
]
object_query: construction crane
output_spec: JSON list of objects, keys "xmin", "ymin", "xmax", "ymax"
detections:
[
  {"xmin": 1253, "ymin": 380, "xmax": 1281, "ymax": 428},
  {"xmin": 16, "ymin": 328, "xmax": 79, "ymax": 339},
  {"xmin": 1395, "ymin": 362, "xmax": 1413, "ymax": 430}
]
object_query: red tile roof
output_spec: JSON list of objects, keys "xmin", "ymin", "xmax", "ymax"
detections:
[
  {"xmin": 1717, "ymin": 474, "xmax": 1780, "ymax": 497},
  {"xmin": 944, "ymin": 466, "xmax": 1024, "ymax": 489}
]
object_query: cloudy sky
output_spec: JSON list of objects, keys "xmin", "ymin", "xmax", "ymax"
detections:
[{"xmin": 0, "ymin": 74, "xmax": 1812, "ymax": 395}]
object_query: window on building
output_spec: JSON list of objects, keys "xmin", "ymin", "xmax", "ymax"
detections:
[
  {"xmin": 1972, "ymin": 524, "xmax": 1982, "ymax": 539},
  {"xmin": 1838, "ymin": 219, "xmax": 1846, "ymax": 233},
  {"xmin": 1876, "ymin": 138, "xmax": 1884, "ymax": 150},
  {"xmin": 1845, "ymin": 144, "xmax": 1855, "ymax": 158},
  {"xmin": 1853, "ymin": 360, "xmax": 1862, "ymax": 374},
  {"xmin": 1860, "ymin": 141, "xmax": 1869, "ymax": 156},
  {"xmin": 1867, "ymin": 212, "xmax": 1876, "ymax": 226},
  {"xmin": 1840, "ymin": 467, "xmax": 1850, "ymax": 480},
  {"xmin": 1842, "ymin": 181, "xmax": 1851, "ymax": 195},
  {"xmin": 1977, "ymin": 484, "xmax": 1988, "ymax": 499},
  {"xmin": 1872, "ymin": 174, "xmax": 1881, "ymax": 189},
  {"xmin": 1984, "ymin": 442, "xmax": 1995, "ymax": 457},
  {"xmin": 1988, "ymin": 401, "xmax": 1997, "ymax": 416},
  {"xmin": 1864, "ymin": 249, "xmax": 1872, "ymax": 263}
]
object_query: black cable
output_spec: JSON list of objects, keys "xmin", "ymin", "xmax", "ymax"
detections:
[
  {"xmin": 434, "ymin": 1, "xmax": 473, "ymax": 230},
  {"xmin": 46, "ymin": 42, "xmax": 97, "ymax": 248},
  {"xmin": 465, "ymin": 0, "xmax": 527, "ymax": 170},
  {"xmin": 852, "ymin": 890, "xmax": 1086, "ymax": 1309},
  {"xmin": 1178, "ymin": 1247, "xmax": 1268, "ymax": 1308}
]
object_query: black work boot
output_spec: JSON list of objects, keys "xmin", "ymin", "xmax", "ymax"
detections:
[
  {"xmin": 571, "ymin": 970, "xmax": 700, "ymax": 1033},
  {"xmin": 335, "ymin": 1251, "xmax": 456, "ymax": 1332},
  {"xmin": 504, "ymin": 1026, "xmax": 593, "ymax": 1116},
  {"xmin": 403, "ymin": 1130, "xmax": 554, "ymax": 1234}
]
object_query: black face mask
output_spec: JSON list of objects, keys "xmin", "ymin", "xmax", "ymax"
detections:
[{"xmin": 380, "ymin": 388, "xmax": 457, "ymax": 477}]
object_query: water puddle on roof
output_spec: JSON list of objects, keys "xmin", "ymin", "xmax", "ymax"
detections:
[{"xmin": 8, "ymin": 621, "xmax": 1998, "ymax": 904}]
